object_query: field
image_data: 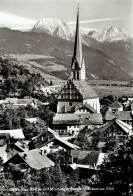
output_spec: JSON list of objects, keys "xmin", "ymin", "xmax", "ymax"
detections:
[{"xmin": 93, "ymin": 85, "xmax": 133, "ymax": 97}]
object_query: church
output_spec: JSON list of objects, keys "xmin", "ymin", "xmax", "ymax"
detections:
[
  {"xmin": 53, "ymin": 8, "xmax": 102, "ymax": 135},
  {"xmin": 57, "ymin": 8, "xmax": 100, "ymax": 114}
]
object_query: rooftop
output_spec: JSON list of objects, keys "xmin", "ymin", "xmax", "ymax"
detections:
[
  {"xmin": 93, "ymin": 119, "xmax": 132, "ymax": 136},
  {"xmin": 97, "ymin": 142, "xmax": 106, "ymax": 149},
  {"xmin": 0, "ymin": 145, "xmax": 7, "ymax": 159},
  {"xmin": 92, "ymin": 121, "xmax": 114, "ymax": 135},
  {"xmin": 71, "ymin": 150, "xmax": 99, "ymax": 166},
  {"xmin": 0, "ymin": 129, "xmax": 25, "ymax": 139},
  {"xmin": 19, "ymin": 149, "xmax": 55, "ymax": 170},
  {"xmin": 32, "ymin": 127, "xmax": 80, "ymax": 150},
  {"xmin": 73, "ymin": 80, "xmax": 98, "ymax": 99},
  {"xmin": 109, "ymin": 101, "xmax": 122, "ymax": 108},
  {"xmin": 78, "ymin": 103, "xmax": 97, "ymax": 113},
  {"xmin": 105, "ymin": 111, "xmax": 132, "ymax": 121},
  {"xmin": 25, "ymin": 118, "xmax": 40, "ymax": 123},
  {"xmin": 53, "ymin": 113, "xmax": 103, "ymax": 125},
  {"xmin": 13, "ymin": 141, "xmax": 28, "ymax": 152},
  {"xmin": 70, "ymin": 152, "xmax": 107, "ymax": 169},
  {"xmin": 115, "ymin": 119, "xmax": 133, "ymax": 135},
  {"xmin": 14, "ymin": 99, "xmax": 33, "ymax": 105}
]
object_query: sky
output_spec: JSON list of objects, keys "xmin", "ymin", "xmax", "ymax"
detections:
[{"xmin": 0, "ymin": 0, "xmax": 133, "ymax": 34}]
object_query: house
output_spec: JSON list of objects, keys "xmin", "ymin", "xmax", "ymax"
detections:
[
  {"xmin": 0, "ymin": 98, "xmax": 18, "ymax": 107},
  {"xmin": 131, "ymin": 103, "xmax": 133, "ymax": 112},
  {"xmin": 128, "ymin": 98, "xmax": 133, "ymax": 102},
  {"xmin": 97, "ymin": 142, "xmax": 106, "ymax": 152},
  {"xmin": 95, "ymin": 119, "xmax": 132, "ymax": 138},
  {"xmin": 70, "ymin": 150, "xmax": 107, "ymax": 172},
  {"xmin": 53, "ymin": 113, "xmax": 103, "ymax": 136},
  {"xmin": 12, "ymin": 98, "xmax": 40, "ymax": 108},
  {"xmin": 0, "ymin": 129, "xmax": 25, "ymax": 140},
  {"xmin": 8, "ymin": 141, "xmax": 29, "ymax": 157},
  {"xmin": 4, "ymin": 149, "xmax": 55, "ymax": 170},
  {"xmin": 24, "ymin": 117, "xmax": 40, "ymax": 124},
  {"xmin": 123, "ymin": 101, "xmax": 130, "ymax": 110},
  {"xmin": 41, "ymin": 85, "xmax": 61, "ymax": 96},
  {"xmin": 0, "ymin": 145, "xmax": 8, "ymax": 164},
  {"xmin": 90, "ymin": 119, "xmax": 133, "ymax": 151},
  {"xmin": 69, "ymin": 151, "xmax": 107, "ymax": 184},
  {"xmin": 108, "ymin": 100, "xmax": 123, "ymax": 112},
  {"xmin": 105, "ymin": 111, "xmax": 133, "ymax": 127},
  {"xmin": 0, "ymin": 98, "xmax": 41, "ymax": 108},
  {"xmin": 8, "ymin": 92, "xmax": 21, "ymax": 98},
  {"xmin": 29, "ymin": 127, "xmax": 80, "ymax": 154}
]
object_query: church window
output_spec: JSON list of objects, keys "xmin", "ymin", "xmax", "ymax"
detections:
[
  {"xmin": 75, "ymin": 62, "xmax": 78, "ymax": 69},
  {"xmin": 77, "ymin": 71, "xmax": 79, "ymax": 80},
  {"xmin": 73, "ymin": 71, "xmax": 75, "ymax": 79},
  {"xmin": 69, "ymin": 102, "xmax": 72, "ymax": 106}
]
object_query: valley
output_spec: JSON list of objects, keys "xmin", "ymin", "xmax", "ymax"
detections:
[{"xmin": 0, "ymin": 27, "xmax": 132, "ymax": 82}]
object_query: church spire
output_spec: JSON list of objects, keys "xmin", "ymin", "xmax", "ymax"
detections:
[{"xmin": 71, "ymin": 5, "xmax": 85, "ymax": 80}]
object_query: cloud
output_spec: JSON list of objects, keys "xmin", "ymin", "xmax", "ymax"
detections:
[
  {"xmin": 0, "ymin": 12, "xmax": 36, "ymax": 29},
  {"xmin": 68, "ymin": 18, "xmax": 128, "ymax": 25}
]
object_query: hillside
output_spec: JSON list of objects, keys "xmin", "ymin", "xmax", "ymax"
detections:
[{"xmin": 0, "ymin": 27, "xmax": 132, "ymax": 81}]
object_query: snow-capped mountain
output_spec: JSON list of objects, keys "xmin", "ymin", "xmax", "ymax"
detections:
[
  {"xmin": 31, "ymin": 18, "xmax": 132, "ymax": 44},
  {"xmin": 87, "ymin": 27, "xmax": 132, "ymax": 42},
  {"xmin": 31, "ymin": 18, "xmax": 74, "ymax": 40}
]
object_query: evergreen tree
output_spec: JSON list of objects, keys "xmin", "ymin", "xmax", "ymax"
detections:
[{"xmin": 97, "ymin": 136, "xmax": 133, "ymax": 196}]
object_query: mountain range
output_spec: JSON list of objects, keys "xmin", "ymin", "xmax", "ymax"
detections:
[
  {"xmin": 0, "ymin": 18, "xmax": 133, "ymax": 82},
  {"xmin": 31, "ymin": 18, "xmax": 133, "ymax": 42}
]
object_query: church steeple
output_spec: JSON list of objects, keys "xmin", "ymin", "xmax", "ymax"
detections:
[{"xmin": 71, "ymin": 5, "xmax": 85, "ymax": 80}]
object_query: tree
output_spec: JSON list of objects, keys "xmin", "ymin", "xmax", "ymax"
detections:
[
  {"xmin": 97, "ymin": 136, "xmax": 133, "ymax": 196},
  {"xmin": 73, "ymin": 129, "xmax": 91, "ymax": 150},
  {"xmin": 105, "ymin": 138, "xmax": 116, "ymax": 152}
]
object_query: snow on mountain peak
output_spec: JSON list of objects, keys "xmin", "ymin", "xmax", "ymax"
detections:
[
  {"xmin": 32, "ymin": 18, "xmax": 74, "ymax": 40},
  {"xmin": 88, "ymin": 26, "xmax": 131, "ymax": 42},
  {"xmin": 31, "ymin": 18, "xmax": 132, "ymax": 43}
]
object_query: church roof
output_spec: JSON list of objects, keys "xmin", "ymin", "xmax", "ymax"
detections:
[
  {"xmin": 73, "ymin": 80, "xmax": 98, "ymax": 99},
  {"xmin": 71, "ymin": 8, "xmax": 83, "ymax": 69}
]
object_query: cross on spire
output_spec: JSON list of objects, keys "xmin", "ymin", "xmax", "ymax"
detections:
[{"xmin": 77, "ymin": 3, "xmax": 79, "ymax": 12}]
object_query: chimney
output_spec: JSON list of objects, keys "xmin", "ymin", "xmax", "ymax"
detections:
[
  {"xmin": 23, "ymin": 153, "xmax": 27, "ymax": 159},
  {"xmin": 40, "ymin": 150, "xmax": 43, "ymax": 155}
]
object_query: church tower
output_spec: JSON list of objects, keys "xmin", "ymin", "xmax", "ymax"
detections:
[{"xmin": 71, "ymin": 6, "xmax": 85, "ymax": 80}]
